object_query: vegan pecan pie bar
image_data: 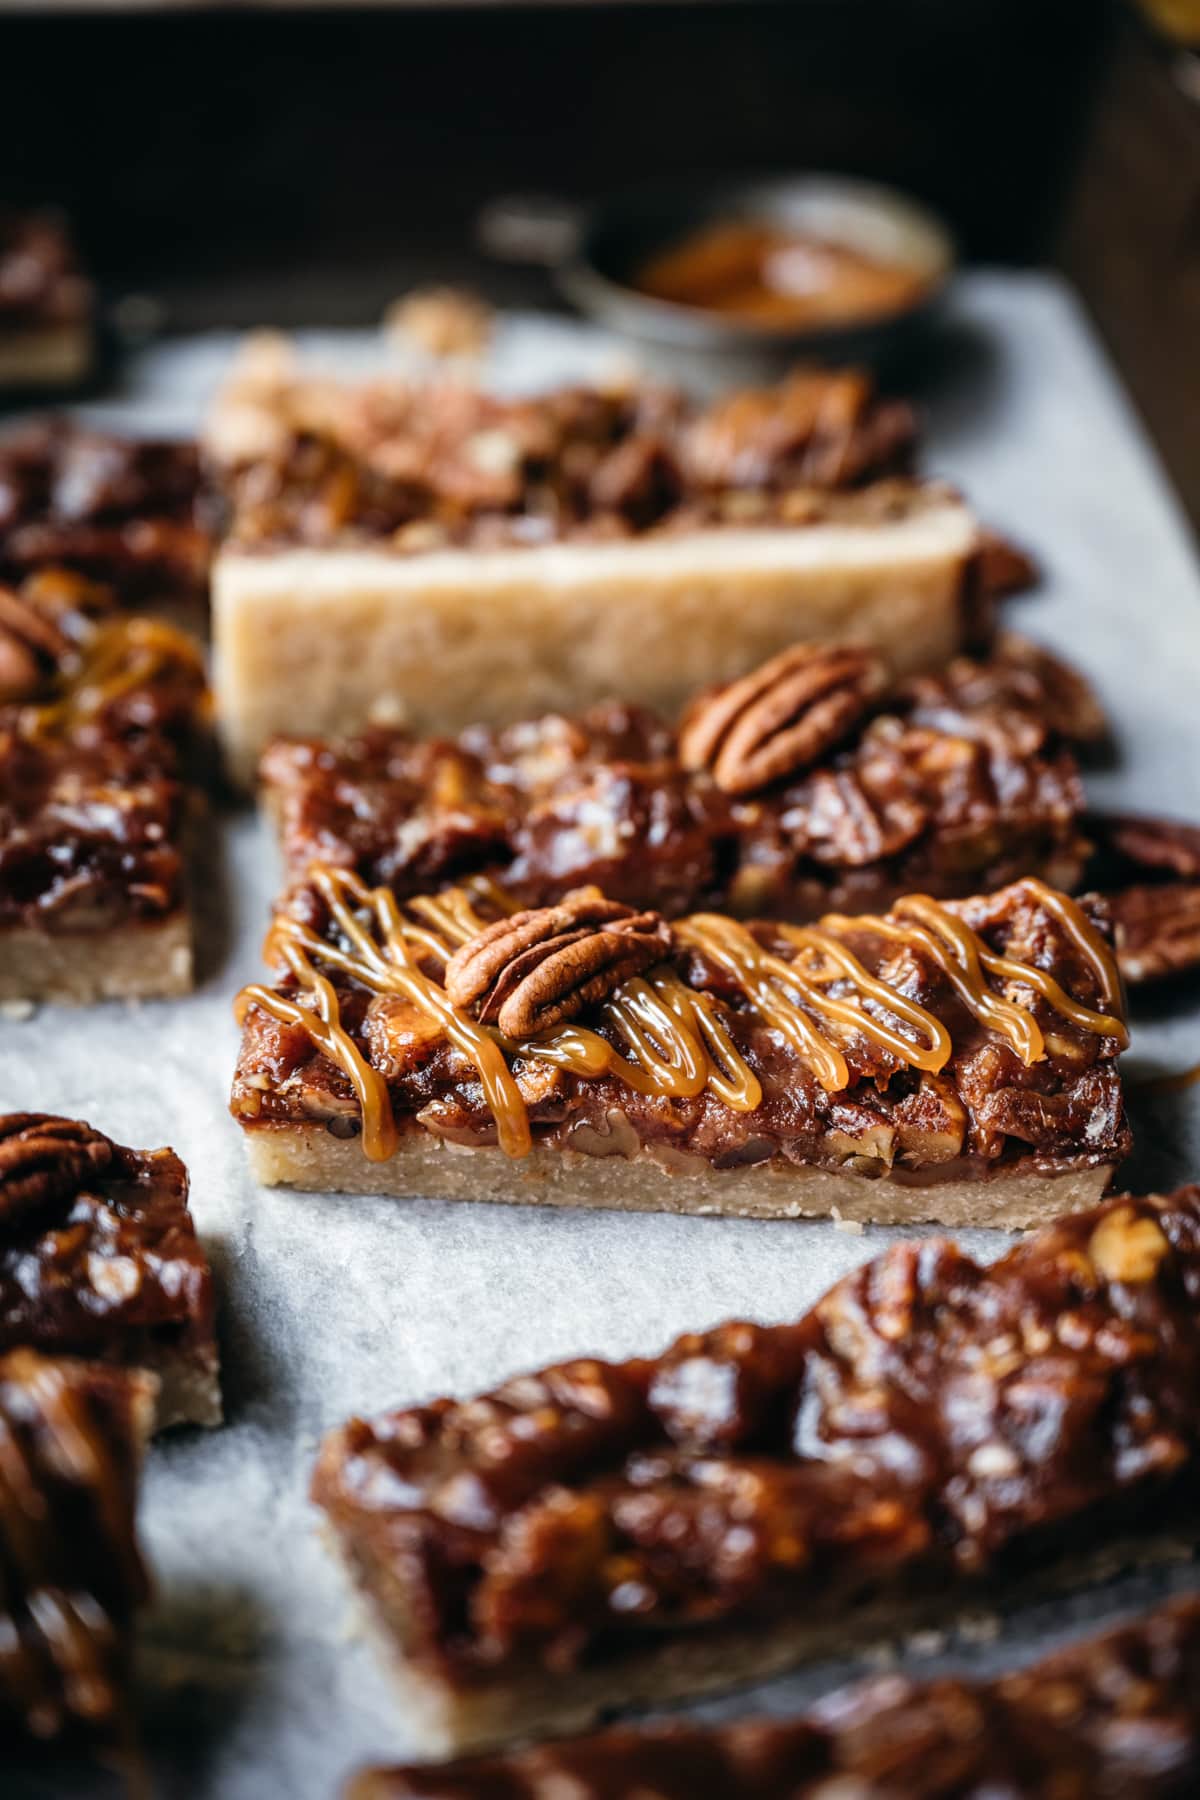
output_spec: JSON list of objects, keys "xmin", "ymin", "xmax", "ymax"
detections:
[
  {"xmin": 0, "ymin": 1347, "xmax": 153, "ymax": 1753},
  {"xmin": 0, "ymin": 1113, "xmax": 220, "ymax": 1430},
  {"xmin": 350, "ymin": 1594, "xmax": 1200, "ymax": 1796},
  {"xmin": 0, "ymin": 566, "xmax": 209, "ymax": 1003},
  {"xmin": 232, "ymin": 872, "xmax": 1130, "ymax": 1226},
  {"xmin": 207, "ymin": 341, "xmax": 981, "ymax": 781},
  {"xmin": 316, "ymin": 1185, "xmax": 1200, "ymax": 1756},
  {"xmin": 262, "ymin": 635, "xmax": 1100, "ymax": 931},
  {"xmin": 0, "ymin": 210, "xmax": 93, "ymax": 391}
]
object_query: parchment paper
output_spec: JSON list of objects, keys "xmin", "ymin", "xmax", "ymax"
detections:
[{"xmin": 6, "ymin": 274, "xmax": 1200, "ymax": 1798}]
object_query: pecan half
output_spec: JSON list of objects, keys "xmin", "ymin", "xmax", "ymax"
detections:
[
  {"xmin": 0, "ymin": 582, "xmax": 73, "ymax": 704},
  {"xmin": 1090, "ymin": 813, "xmax": 1200, "ymax": 883},
  {"xmin": 1107, "ymin": 882, "xmax": 1200, "ymax": 985},
  {"xmin": 0, "ymin": 1113, "xmax": 115, "ymax": 1227},
  {"xmin": 678, "ymin": 643, "xmax": 888, "ymax": 796},
  {"xmin": 444, "ymin": 891, "xmax": 672, "ymax": 1037}
]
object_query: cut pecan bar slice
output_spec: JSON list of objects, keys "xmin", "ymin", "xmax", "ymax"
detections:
[
  {"xmin": 350, "ymin": 1594, "xmax": 1200, "ymax": 1797},
  {"xmin": 316, "ymin": 1185, "xmax": 1200, "ymax": 1757},
  {"xmin": 0, "ymin": 568, "xmax": 209, "ymax": 1005},
  {"xmin": 232, "ymin": 872, "xmax": 1130, "ymax": 1226},
  {"xmin": 0, "ymin": 1113, "xmax": 220, "ymax": 1431},
  {"xmin": 207, "ymin": 343, "xmax": 980, "ymax": 783}
]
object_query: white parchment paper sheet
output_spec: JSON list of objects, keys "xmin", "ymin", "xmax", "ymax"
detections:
[{"xmin": 5, "ymin": 273, "xmax": 1200, "ymax": 1798}]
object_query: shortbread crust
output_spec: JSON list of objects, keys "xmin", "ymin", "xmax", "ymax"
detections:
[{"xmin": 214, "ymin": 500, "xmax": 976, "ymax": 783}]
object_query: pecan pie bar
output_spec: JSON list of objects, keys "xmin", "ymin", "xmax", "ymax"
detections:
[
  {"xmin": 0, "ymin": 566, "xmax": 208, "ymax": 1003},
  {"xmin": 232, "ymin": 873, "xmax": 1130, "ymax": 1226},
  {"xmin": 0, "ymin": 1347, "xmax": 153, "ymax": 1752},
  {"xmin": 0, "ymin": 1114, "xmax": 220, "ymax": 1431},
  {"xmin": 315, "ymin": 1185, "xmax": 1200, "ymax": 1756},
  {"xmin": 0, "ymin": 211, "xmax": 92, "ymax": 391},
  {"xmin": 261, "ymin": 635, "xmax": 1099, "ymax": 932},
  {"xmin": 207, "ymin": 341, "xmax": 981, "ymax": 782},
  {"xmin": 350, "ymin": 1593, "xmax": 1200, "ymax": 1797}
]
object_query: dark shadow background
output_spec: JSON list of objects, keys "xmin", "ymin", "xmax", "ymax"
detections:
[
  {"xmin": 4, "ymin": 0, "xmax": 1107, "ymax": 319},
  {"xmin": 3, "ymin": 0, "xmax": 1198, "ymax": 519}
]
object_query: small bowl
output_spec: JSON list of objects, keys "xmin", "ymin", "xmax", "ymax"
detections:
[{"xmin": 483, "ymin": 176, "xmax": 955, "ymax": 376}]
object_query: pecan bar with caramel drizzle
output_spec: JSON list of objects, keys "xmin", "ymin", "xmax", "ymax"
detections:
[
  {"xmin": 0, "ymin": 1348, "xmax": 153, "ymax": 1755},
  {"xmin": 315, "ymin": 1185, "xmax": 1200, "ymax": 1757},
  {"xmin": 0, "ymin": 1114, "xmax": 220, "ymax": 1431},
  {"xmin": 207, "ymin": 341, "xmax": 983, "ymax": 782},
  {"xmin": 0, "ymin": 566, "xmax": 209, "ymax": 1004},
  {"xmin": 262, "ymin": 635, "xmax": 1099, "ymax": 934},
  {"xmin": 231, "ymin": 871, "xmax": 1130, "ymax": 1226},
  {"xmin": 350, "ymin": 1594, "xmax": 1200, "ymax": 1797}
]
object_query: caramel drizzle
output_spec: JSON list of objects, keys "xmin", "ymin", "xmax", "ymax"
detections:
[
  {"xmin": 237, "ymin": 873, "xmax": 1126, "ymax": 1162},
  {"xmin": 241, "ymin": 869, "xmax": 530, "ymax": 1159},
  {"xmin": 27, "ymin": 616, "xmax": 206, "ymax": 740}
]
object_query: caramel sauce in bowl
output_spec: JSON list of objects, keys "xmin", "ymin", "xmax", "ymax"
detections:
[
  {"xmin": 555, "ymin": 175, "xmax": 954, "ymax": 367},
  {"xmin": 633, "ymin": 222, "xmax": 930, "ymax": 331}
]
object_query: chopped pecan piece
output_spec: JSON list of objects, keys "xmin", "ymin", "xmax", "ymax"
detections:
[
  {"xmin": 678, "ymin": 644, "xmax": 888, "ymax": 796},
  {"xmin": 680, "ymin": 369, "xmax": 914, "ymax": 491},
  {"xmin": 444, "ymin": 891, "xmax": 672, "ymax": 1036},
  {"xmin": 0, "ymin": 1113, "xmax": 115, "ymax": 1228}
]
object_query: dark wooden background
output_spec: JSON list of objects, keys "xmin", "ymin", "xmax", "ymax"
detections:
[{"xmin": 4, "ymin": 0, "xmax": 1198, "ymax": 524}]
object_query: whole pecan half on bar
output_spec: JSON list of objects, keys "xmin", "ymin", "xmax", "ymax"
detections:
[
  {"xmin": 445, "ymin": 891, "xmax": 673, "ymax": 1036},
  {"xmin": 678, "ymin": 642, "xmax": 888, "ymax": 796},
  {"xmin": 0, "ymin": 1112, "xmax": 115, "ymax": 1227},
  {"xmin": 0, "ymin": 582, "xmax": 73, "ymax": 704}
]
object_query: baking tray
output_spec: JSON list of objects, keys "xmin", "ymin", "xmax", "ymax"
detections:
[{"xmin": 7, "ymin": 272, "xmax": 1200, "ymax": 1798}]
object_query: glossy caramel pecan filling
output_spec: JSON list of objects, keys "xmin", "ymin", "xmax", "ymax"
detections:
[
  {"xmin": 0, "ymin": 419, "xmax": 209, "ymax": 599},
  {"xmin": 0, "ymin": 1113, "xmax": 215, "ymax": 1371},
  {"xmin": 233, "ymin": 873, "xmax": 1128, "ymax": 1174},
  {"xmin": 0, "ymin": 570, "xmax": 207, "ymax": 932},
  {"xmin": 263, "ymin": 634, "xmax": 1095, "ymax": 934},
  {"xmin": 316, "ymin": 1188, "xmax": 1200, "ymax": 1684},
  {"xmin": 212, "ymin": 353, "xmax": 919, "ymax": 550}
]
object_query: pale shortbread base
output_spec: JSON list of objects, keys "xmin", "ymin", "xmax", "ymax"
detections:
[
  {"xmin": 332, "ymin": 1526, "xmax": 1199, "ymax": 1762},
  {"xmin": 244, "ymin": 1122, "xmax": 1113, "ymax": 1231},
  {"xmin": 0, "ymin": 915, "xmax": 192, "ymax": 1006},
  {"xmin": 213, "ymin": 499, "xmax": 976, "ymax": 784},
  {"xmin": 0, "ymin": 319, "xmax": 92, "ymax": 388},
  {"xmin": 150, "ymin": 1343, "xmax": 223, "ymax": 1433}
]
